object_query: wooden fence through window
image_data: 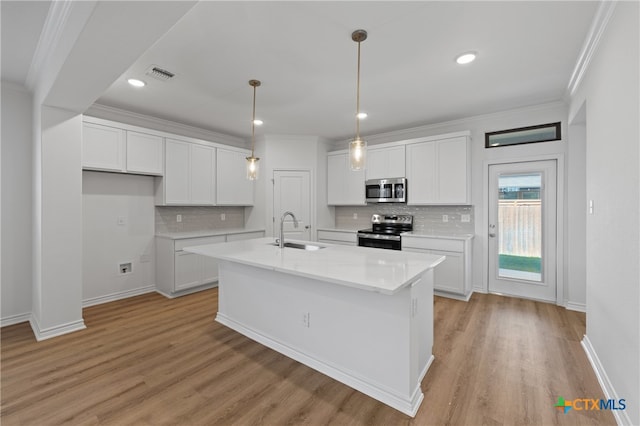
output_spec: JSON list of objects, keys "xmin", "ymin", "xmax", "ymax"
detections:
[{"xmin": 498, "ymin": 200, "xmax": 541, "ymax": 258}]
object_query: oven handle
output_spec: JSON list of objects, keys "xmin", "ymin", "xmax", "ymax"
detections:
[{"xmin": 357, "ymin": 233, "xmax": 401, "ymax": 242}]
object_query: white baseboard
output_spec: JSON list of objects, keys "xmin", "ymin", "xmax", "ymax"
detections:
[
  {"xmin": 29, "ymin": 315, "xmax": 86, "ymax": 341},
  {"xmin": 155, "ymin": 283, "xmax": 218, "ymax": 299},
  {"xmin": 434, "ymin": 290, "xmax": 473, "ymax": 302},
  {"xmin": 1, "ymin": 312, "xmax": 31, "ymax": 328},
  {"xmin": 581, "ymin": 335, "xmax": 632, "ymax": 426},
  {"xmin": 82, "ymin": 285, "xmax": 156, "ymax": 307},
  {"xmin": 565, "ymin": 301, "xmax": 586, "ymax": 312}
]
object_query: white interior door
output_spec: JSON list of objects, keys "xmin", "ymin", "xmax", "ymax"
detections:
[
  {"xmin": 273, "ymin": 170, "xmax": 311, "ymax": 241},
  {"xmin": 488, "ymin": 160, "xmax": 557, "ymax": 302}
]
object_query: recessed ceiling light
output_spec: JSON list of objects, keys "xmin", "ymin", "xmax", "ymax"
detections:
[
  {"xmin": 357, "ymin": 112, "xmax": 368, "ymax": 119},
  {"xmin": 456, "ymin": 52, "xmax": 477, "ymax": 65},
  {"xmin": 253, "ymin": 119, "xmax": 263, "ymax": 126},
  {"xmin": 127, "ymin": 78, "xmax": 146, "ymax": 87}
]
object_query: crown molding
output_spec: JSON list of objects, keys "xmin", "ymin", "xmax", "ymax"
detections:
[
  {"xmin": 566, "ymin": 1, "xmax": 618, "ymax": 98},
  {"xmin": 331, "ymin": 100, "xmax": 567, "ymax": 149},
  {"xmin": 25, "ymin": 1, "xmax": 75, "ymax": 92},
  {"xmin": 86, "ymin": 103, "xmax": 247, "ymax": 148}
]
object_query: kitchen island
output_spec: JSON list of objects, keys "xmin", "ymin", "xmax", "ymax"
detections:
[{"xmin": 185, "ymin": 237, "xmax": 444, "ymax": 416}]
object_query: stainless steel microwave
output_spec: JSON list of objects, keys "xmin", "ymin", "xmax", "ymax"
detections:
[{"xmin": 365, "ymin": 178, "xmax": 407, "ymax": 203}]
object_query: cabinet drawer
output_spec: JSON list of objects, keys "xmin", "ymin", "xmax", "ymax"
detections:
[
  {"xmin": 317, "ymin": 230, "xmax": 357, "ymax": 244},
  {"xmin": 175, "ymin": 235, "xmax": 225, "ymax": 251},
  {"xmin": 402, "ymin": 237, "xmax": 463, "ymax": 252},
  {"xmin": 226, "ymin": 231, "xmax": 264, "ymax": 242}
]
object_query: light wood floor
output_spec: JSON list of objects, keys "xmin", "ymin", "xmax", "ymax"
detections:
[{"xmin": 1, "ymin": 289, "xmax": 615, "ymax": 425}]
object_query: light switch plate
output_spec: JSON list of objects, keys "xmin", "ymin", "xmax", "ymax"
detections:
[{"xmin": 461, "ymin": 214, "xmax": 471, "ymax": 223}]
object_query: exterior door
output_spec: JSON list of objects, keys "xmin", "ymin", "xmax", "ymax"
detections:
[
  {"xmin": 273, "ymin": 170, "xmax": 311, "ymax": 241},
  {"xmin": 488, "ymin": 160, "xmax": 557, "ymax": 302}
]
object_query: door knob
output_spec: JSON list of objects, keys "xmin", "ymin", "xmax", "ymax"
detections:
[
  {"xmin": 304, "ymin": 225, "xmax": 310, "ymax": 229},
  {"xmin": 489, "ymin": 233, "xmax": 496, "ymax": 238}
]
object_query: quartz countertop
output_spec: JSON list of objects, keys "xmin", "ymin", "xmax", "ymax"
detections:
[
  {"xmin": 184, "ymin": 237, "xmax": 444, "ymax": 295},
  {"xmin": 316, "ymin": 228, "xmax": 359, "ymax": 233},
  {"xmin": 156, "ymin": 228, "xmax": 266, "ymax": 240},
  {"xmin": 401, "ymin": 231, "xmax": 474, "ymax": 241}
]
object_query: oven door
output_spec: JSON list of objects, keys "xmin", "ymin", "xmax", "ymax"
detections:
[{"xmin": 357, "ymin": 233, "xmax": 402, "ymax": 250}]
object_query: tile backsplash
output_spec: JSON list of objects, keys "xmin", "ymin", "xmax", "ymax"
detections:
[
  {"xmin": 156, "ymin": 206, "xmax": 244, "ymax": 233},
  {"xmin": 335, "ymin": 205, "xmax": 474, "ymax": 234}
]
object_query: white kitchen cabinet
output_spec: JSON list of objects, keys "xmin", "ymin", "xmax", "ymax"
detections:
[
  {"xmin": 156, "ymin": 235, "xmax": 225, "ymax": 297},
  {"xmin": 82, "ymin": 121, "xmax": 163, "ymax": 176},
  {"xmin": 82, "ymin": 122, "xmax": 125, "ymax": 172},
  {"xmin": 158, "ymin": 138, "xmax": 215, "ymax": 205},
  {"xmin": 366, "ymin": 145, "xmax": 405, "ymax": 180},
  {"xmin": 406, "ymin": 135, "xmax": 470, "ymax": 205},
  {"xmin": 216, "ymin": 148, "xmax": 254, "ymax": 206},
  {"xmin": 327, "ymin": 151, "xmax": 366, "ymax": 205},
  {"xmin": 126, "ymin": 131, "xmax": 163, "ymax": 175},
  {"xmin": 402, "ymin": 235, "xmax": 473, "ymax": 300},
  {"xmin": 317, "ymin": 229, "xmax": 357, "ymax": 246},
  {"xmin": 156, "ymin": 230, "xmax": 265, "ymax": 298},
  {"xmin": 190, "ymin": 144, "xmax": 216, "ymax": 205}
]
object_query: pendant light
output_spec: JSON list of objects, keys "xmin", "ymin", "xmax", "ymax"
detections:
[
  {"xmin": 349, "ymin": 29, "xmax": 367, "ymax": 171},
  {"xmin": 246, "ymin": 79, "xmax": 261, "ymax": 180}
]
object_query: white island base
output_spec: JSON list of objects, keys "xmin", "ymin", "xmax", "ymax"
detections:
[{"xmin": 215, "ymin": 259, "xmax": 434, "ymax": 417}]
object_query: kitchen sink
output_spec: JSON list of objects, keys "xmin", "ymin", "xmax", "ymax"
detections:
[{"xmin": 269, "ymin": 242, "xmax": 326, "ymax": 251}]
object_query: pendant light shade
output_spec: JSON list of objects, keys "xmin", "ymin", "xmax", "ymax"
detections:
[
  {"xmin": 349, "ymin": 29, "xmax": 368, "ymax": 171},
  {"xmin": 246, "ymin": 79, "xmax": 261, "ymax": 180}
]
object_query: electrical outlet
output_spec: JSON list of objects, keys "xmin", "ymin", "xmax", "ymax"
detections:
[
  {"xmin": 176, "ymin": 214, "xmax": 182, "ymax": 223},
  {"xmin": 119, "ymin": 262, "xmax": 132, "ymax": 275},
  {"xmin": 461, "ymin": 214, "xmax": 471, "ymax": 223},
  {"xmin": 302, "ymin": 312, "xmax": 310, "ymax": 328},
  {"xmin": 353, "ymin": 213, "xmax": 358, "ymax": 220},
  {"xmin": 221, "ymin": 213, "xmax": 226, "ymax": 221},
  {"xmin": 442, "ymin": 214, "xmax": 448, "ymax": 223}
]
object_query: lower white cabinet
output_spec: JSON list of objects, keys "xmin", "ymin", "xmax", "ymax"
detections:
[
  {"xmin": 402, "ymin": 235, "xmax": 473, "ymax": 300},
  {"xmin": 317, "ymin": 229, "xmax": 357, "ymax": 246},
  {"xmin": 156, "ymin": 231, "xmax": 265, "ymax": 297}
]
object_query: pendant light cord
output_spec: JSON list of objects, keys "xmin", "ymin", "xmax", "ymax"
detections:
[
  {"xmin": 251, "ymin": 84, "xmax": 256, "ymax": 157},
  {"xmin": 356, "ymin": 39, "xmax": 361, "ymax": 141}
]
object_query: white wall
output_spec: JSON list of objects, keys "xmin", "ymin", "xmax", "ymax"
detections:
[
  {"xmin": 245, "ymin": 135, "xmax": 333, "ymax": 239},
  {"xmin": 1, "ymin": 83, "xmax": 33, "ymax": 325},
  {"xmin": 336, "ymin": 102, "xmax": 578, "ymax": 306},
  {"xmin": 569, "ymin": 3, "xmax": 639, "ymax": 424},
  {"xmin": 82, "ymin": 171, "xmax": 156, "ymax": 306}
]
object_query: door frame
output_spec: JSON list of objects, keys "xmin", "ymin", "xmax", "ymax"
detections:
[
  {"xmin": 482, "ymin": 154, "xmax": 565, "ymax": 305},
  {"xmin": 271, "ymin": 168, "xmax": 315, "ymax": 240}
]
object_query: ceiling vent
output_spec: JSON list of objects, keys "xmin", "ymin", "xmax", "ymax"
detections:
[{"xmin": 145, "ymin": 65, "xmax": 175, "ymax": 82}]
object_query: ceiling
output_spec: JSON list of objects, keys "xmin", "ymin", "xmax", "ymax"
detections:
[{"xmin": 3, "ymin": 1, "xmax": 599, "ymax": 141}]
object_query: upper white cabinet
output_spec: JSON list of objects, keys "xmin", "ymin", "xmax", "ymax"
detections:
[
  {"xmin": 406, "ymin": 134, "xmax": 471, "ymax": 205},
  {"xmin": 216, "ymin": 148, "xmax": 254, "ymax": 206},
  {"xmin": 366, "ymin": 145, "xmax": 405, "ymax": 180},
  {"xmin": 159, "ymin": 138, "xmax": 215, "ymax": 205},
  {"xmin": 82, "ymin": 122, "xmax": 125, "ymax": 172},
  {"xmin": 126, "ymin": 131, "xmax": 163, "ymax": 175},
  {"xmin": 327, "ymin": 151, "xmax": 366, "ymax": 206},
  {"xmin": 82, "ymin": 121, "xmax": 163, "ymax": 176}
]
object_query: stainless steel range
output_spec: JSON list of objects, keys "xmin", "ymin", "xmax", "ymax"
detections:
[{"xmin": 357, "ymin": 214, "xmax": 413, "ymax": 250}]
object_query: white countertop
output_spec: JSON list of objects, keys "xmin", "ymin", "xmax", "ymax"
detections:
[
  {"xmin": 316, "ymin": 228, "xmax": 359, "ymax": 233},
  {"xmin": 401, "ymin": 231, "xmax": 474, "ymax": 241},
  {"xmin": 156, "ymin": 228, "xmax": 265, "ymax": 240},
  {"xmin": 184, "ymin": 237, "xmax": 444, "ymax": 295}
]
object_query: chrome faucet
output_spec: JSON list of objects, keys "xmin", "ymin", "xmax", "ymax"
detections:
[{"xmin": 278, "ymin": 211, "xmax": 299, "ymax": 248}]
